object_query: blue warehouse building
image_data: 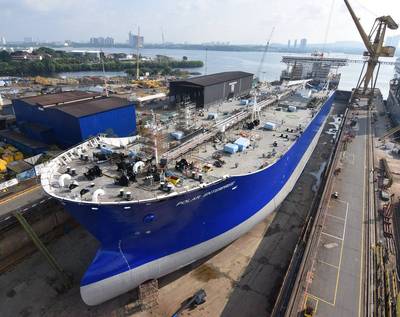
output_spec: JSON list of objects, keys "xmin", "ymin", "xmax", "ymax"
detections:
[{"xmin": 12, "ymin": 91, "xmax": 136, "ymax": 148}]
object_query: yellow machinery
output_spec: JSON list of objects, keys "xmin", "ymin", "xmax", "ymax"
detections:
[
  {"xmin": 33, "ymin": 76, "xmax": 78, "ymax": 86},
  {"xmin": 0, "ymin": 143, "xmax": 24, "ymax": 172},
  {"xmin": 0, "ymin": 159, "xmax": 7, "ymax": 173},
  {"xmin": 34, "ymin": 76, "xmax": 52, "ymax": 86},
  {"xmin": 5, "ymin": 145, "xmax": 18, "ymax": 152},
  {"xmin": 14, "ymin": 151, "xmax": 24, "ymax": 161},
  {"xmin": 166, "ymin": 176, "xmax": 180, "ymax": 186},
  {"xmin": 0, "ymin": 144, "xmax": 23, "ymax": 163},
  {"xmin": 202, "ymin": 164, "xmax": 213, "ymax": 173},
  {"xmin": 2, "ymin": 152, "xmax": 14, "ymax": 164},
  {"xmin": 132, "ymin": 80, "xmax": 162, "ymax": 89},
  {"xmin": 344, "ymin": 0, "xmax": 398, "ymax": 98}
]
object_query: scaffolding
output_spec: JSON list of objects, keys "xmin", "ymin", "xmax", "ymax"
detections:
[
  {"xmin": 280, "ymin": 56, "xmax": 348, "ymax": 84},
  {"xmin": 176, "ymin": 103, "xmax": 197, "ymax": 132}
]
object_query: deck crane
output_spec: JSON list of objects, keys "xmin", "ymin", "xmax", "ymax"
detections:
[
  {"xmin": 343, "ymin": 0, "xmax": 398, "ymax": 99},
  {"xmin": 256, "ymin": 27, "xmax": 275, "ymax": 82}
]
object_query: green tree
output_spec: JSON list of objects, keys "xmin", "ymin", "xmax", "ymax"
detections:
[
  {"xmin": 0, "ymin": 51, "xmax": 11, "ymax": 62},
  {"xmin": 35, "ymin": 47, "xmax": 56, "ymax": 56},
  {"xmin": 43, "ymin": 59, "xmax": 56, "ymax": 75}
]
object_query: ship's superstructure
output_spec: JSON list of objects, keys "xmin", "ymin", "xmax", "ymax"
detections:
[
  {"xmin": 41, "ymin": 76, "xmax": 336, "ymax": 305},
  {"xmin": 280, "ymin": 55, "xmax": 348, "ymax": 90}
]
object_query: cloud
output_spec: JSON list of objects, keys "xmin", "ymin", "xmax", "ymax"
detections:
[
  {"xmin": 0, "ymin": 0, "xmax": 399, "ymax": 44},
  {"xmin": 23, "ymin": 0, "xmax": 64, "ymax": 12}
]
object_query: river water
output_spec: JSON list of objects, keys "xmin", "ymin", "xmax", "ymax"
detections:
[{"xmin": 59, "ymin": 47, "xmax": 397, "ymax": 97}]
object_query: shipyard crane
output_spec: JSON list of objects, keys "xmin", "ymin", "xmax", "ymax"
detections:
[
  {"xmin": 343, "ymin": 0, "xmax": 398, "ymax": 99},
  {"xmin": 347, "ymin": 58, "xmax": 396, "ymax": 66},
  {"xmin": 256, "ymin": 27, "xmax": 275, "ymax": 82}
]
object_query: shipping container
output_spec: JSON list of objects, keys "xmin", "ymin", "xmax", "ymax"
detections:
[
  {"xmin": 264, "ymin": 122, "xmax": 277, "ymax": 131},
  {"xmin": 234, "ymin": 137, "xmax": 250, "ymax": 151},
  {"xmin": 224, "ymin": 143, "xmax": 239, "ymax": 154}
]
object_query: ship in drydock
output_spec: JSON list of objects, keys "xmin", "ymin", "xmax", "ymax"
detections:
[{"xmin": 41, "ymin": 70, "xmax": 338, "ymax": 305}]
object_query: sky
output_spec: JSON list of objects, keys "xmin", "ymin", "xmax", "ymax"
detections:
[{"xmin": 0, "ymin": 0, "xmax": 400, "ymax": 45}]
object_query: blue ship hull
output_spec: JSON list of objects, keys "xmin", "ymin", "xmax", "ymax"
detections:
[{"xmin": 60, "ymin": 91, "xmax": 335, "ymax": 304}]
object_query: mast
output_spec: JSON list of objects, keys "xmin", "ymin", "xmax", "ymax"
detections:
[
  {"xmin": 136, "ymin": 26, "xmax": 140, "ymax": 80},
  {"xmin": 257, "ymin": 27, "xmax": 275, "ymax": 82},
  {"xmin": 161, "ymin": 27, "xmax": 165, "ymax": 46},
  {"xmin": 151, "ymin": 110, "xmax": 159, "ymax": 165},
  {"xmin": 204, "ymin": 48, "xmax": 208, "ymax": 75},
  {"xmin": 100, "ymin": 50, "xmax": 109, "ymax": 97}
]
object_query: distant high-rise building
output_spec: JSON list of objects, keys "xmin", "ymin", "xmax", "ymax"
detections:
[
  {"xmin": 128, "ymin": 32, "xmax": 144, "ymax": 48},
  {"xmin": 287, "ymin": 40, "xmax": 291, "ymax": 49},
  {"xmin": 89, "ymin": 36, "xmax": 114, "ymax": 46},
  {"xmin": 24, "ymin": 37, "xmax": 33, "ymax": 43},
  {"xmin": 300, "ymin": 38, "xmax": 307, "ymax": 50},
  {"xmin": 294, "ymin": 39, "xmax": 298, "ymax": 49},
  {"xmin": 104, "ymin": 37, "xmax": 114, "ymax": 46},
  {"xmin": 0, "ymin": 36, "xmax": 6, "ymax": 45}
]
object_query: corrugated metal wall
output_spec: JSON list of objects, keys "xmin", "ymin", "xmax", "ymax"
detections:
[
  {"xmin": 46, "ymin": 109, "xmax": 81, "ymax": 147},
  {"xmin": 203, "ymin": 83, "xmax": 224, "ymax": 106},
  {"xmin": 203, "ymin": 75, "xmax": 253, "ymax": 106},
  {"xmin": 169, "ymin": 83, "xmax": 204, "ymax": 106},
  {"xmin": 13, "ymin": 100, "xmax": 50, "ymax": 134},
  {"xmin": 13, "ymin": 100, "xmax": 137, "ymax": 149},
  {"xmin": 79, "ymin": 105, "xmax": 136, "ymax": 140},
  {"xmin": 170, "ymin": 75, "xmax": 253, "ymax": 107},
  {"xmin": 13, "ymin": 99, "xmax": 81, "ymax": 147}
]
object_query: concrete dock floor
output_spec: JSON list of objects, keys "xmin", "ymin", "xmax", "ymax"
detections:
[{"xmin": 302, "ymin": 110, "xmax": 368, "ymax": 317}]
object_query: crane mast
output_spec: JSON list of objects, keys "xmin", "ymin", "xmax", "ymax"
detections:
[
  {"xmin": 343, "ymin": 0, "xmax": 373, "ymax": 55},
  {"xmin": 343, "ymin": 0, "xmax": 398, "ymax": 99},
  {"xmin": 256, "ymin": 27, "xmax": 275, "ymax": 82},
  {"xmin": 136, "ymin": 26, "xmax": 141, "ymax": 80}
]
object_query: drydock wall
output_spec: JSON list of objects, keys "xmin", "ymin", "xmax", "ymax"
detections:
[{"xmin": 0, "ymin": 199, "xmax": 75, "ymax": 272}]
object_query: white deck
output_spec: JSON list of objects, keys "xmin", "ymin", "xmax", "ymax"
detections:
[{"xmin": 41, "ymin": 86, "xmax": 329, "ymax": 204}]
